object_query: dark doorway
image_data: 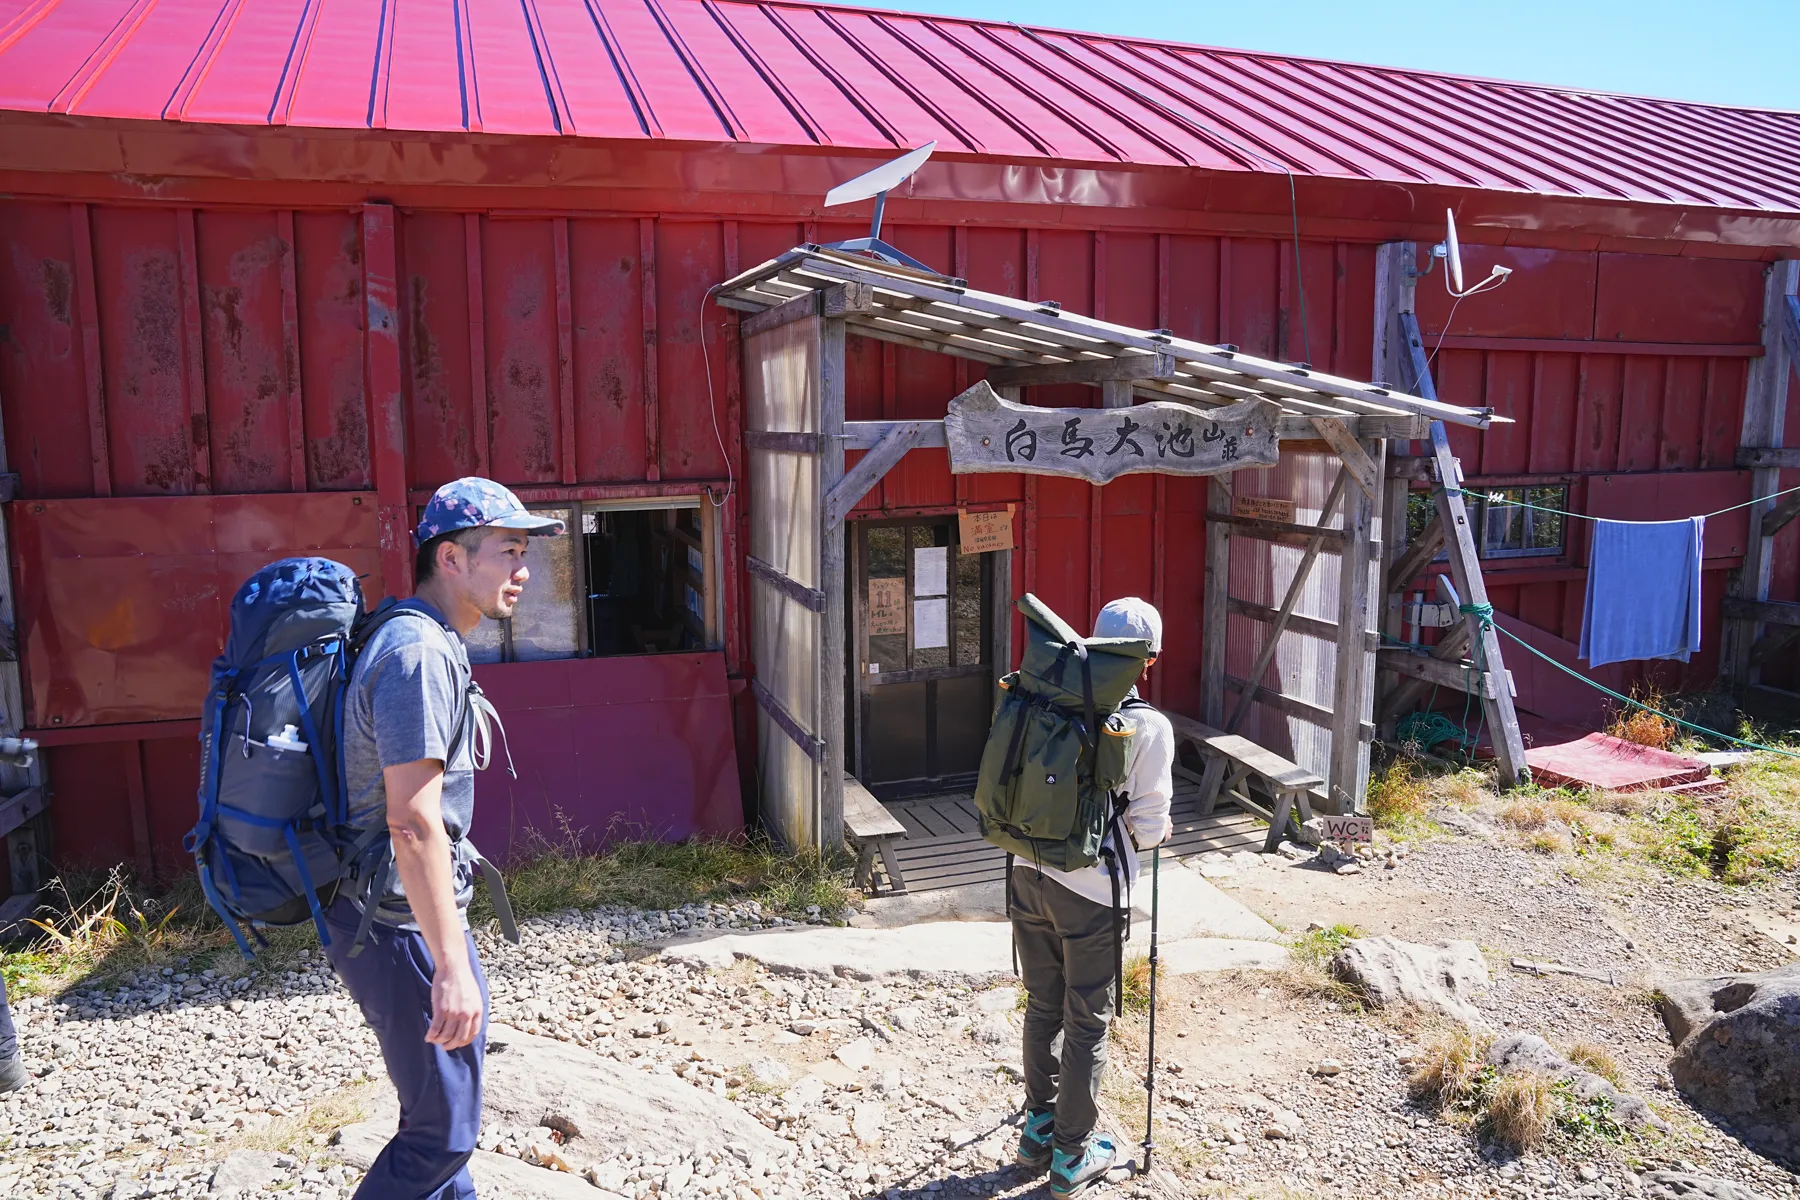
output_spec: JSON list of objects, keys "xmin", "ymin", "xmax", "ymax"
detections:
[{"xmin": 849, "ymin": 517, "xmax": 994, "ymax": 800}]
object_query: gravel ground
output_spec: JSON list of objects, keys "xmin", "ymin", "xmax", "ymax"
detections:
[{"xmin": 4, "ymin": 837, "xmax": 1799, "ymax": 1200}]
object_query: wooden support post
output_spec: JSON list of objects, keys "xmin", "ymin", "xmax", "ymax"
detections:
[
  {"xmin": 818, "ymin": 317, "xmax": 847, "ymax": 855},
  {"xmin": 1201, "ymin": 476, "xmax": 1232, "ymax": 727},
  {"xmin": 1378, "ymin": 465, "xmax": 1413, "ymax": 733},
  {"xmin": 1329, "ymin": 438, "xmax": 1383, "ymax": 814},
  {"xmin": 1722, "ymin": 259, "xmax": 1800, "ymax": 690},
  {"xmin": 0, "ymin": 355, "xmax": 46, "ymax": 897}
]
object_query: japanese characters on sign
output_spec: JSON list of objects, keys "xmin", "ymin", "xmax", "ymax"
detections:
[
  {"xmin": 867, "ymin": 577, "xmax": 906, "ymax": 636},
  {"xmin": 958, "ymin": 506, "xmax": 1016, "ymax": 554},
  {"xmin": 1233, "ymin": 495, "xmax": 1298, "ymax": 524},
  {"xmin": 944, "ymin": 382, "xmax": 1280, "ymax": 484}
]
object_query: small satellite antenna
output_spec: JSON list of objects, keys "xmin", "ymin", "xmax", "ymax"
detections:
[
  {"xmin": 821, "ymin": 142, "xmax": 938, "ymax": 274},
  {"xmin": 1432, "ymin": 208, "xmax": 1512, "ymax": 298}
]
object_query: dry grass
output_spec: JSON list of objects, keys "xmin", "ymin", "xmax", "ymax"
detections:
[
  {"xmin": 1527, "ymin": 829, "xmax": 1573, "ymax": 855},
  {"xmin": 1497, "ymin": 796, "xmax": 1587, "ymax": 832},
  {"xmin": 1366, "ymin": 758, "xmax": 1430, "ymax": 830},
  {"xmin": 1432, "ymin": 767, "xmax": 1499, "ymax": 810},
  {"xmin": 1605, "ymin": 685, "xmax": 1679, "ymax": 750},
  {"xmin": 1485, "ymin": 1072, "xmax": 1557, "ymax": 1153},
  {"xmin": 1408, "ymin": 1028, "xmax": 1491, "ymax": 1111},
  {"xmin": 1588, "ymin": 790, "xmax": 1653, "ymax": 816},
  {"xmin": 1277, "ymin": 923, "xmax": 1364, "ymax": 1006},
  {"xmin": 1120, "ymin": 951, "xmax": 1162, "ymax": 1015},
  {"xmin": 229, "ymin": 1082, "xmax": 379, "ymax": 1160},
  {"xmin": 1566, "ymin": 1043, "xmax": 1624, "ymax": 1089}
]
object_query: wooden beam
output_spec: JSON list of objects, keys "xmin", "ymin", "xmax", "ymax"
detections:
[
  {"xmin": 986, "ymin": 351, "xmax": 1176, "ymax": 388},
  {"xmin": 819, "ymin": 316, "xmax": 848, "ymax": 854},
  {"xmin": 746, "ymin": 554, "xmax": 824, "ymax": 613},
  {"xmin": 1224, "ymin": 468, "xmax": 1352, "ymax": 733},
  {"xmin": 1751, "ymin": 626, "xmax": 1800, "ymax": 666},
  {"xmin": 1205, "ymin": 510, "xmax": 1351, "ymax": 548},
  {"xmin": 1224, "ymin": 675, "xmax": 1376, "ymax": 741},
  {"xmin": 1764, "ymin": 491, "xmax": 1800, "ymax": 538},
  {"xmin": 742, "ymin": 282, "xmax": 875, "ymax": 339},
  {"xmin": 1309, "ymin": 417, "xmax": 1380, "ymax": 501},
  {"xmin": 0, "ymin": 787, "xmax": 44, "ymax": 841},
  {"xmin": 1377, "ymin": 648, "xmax": 1501, "ymax": 699},
  {"xmin": 1229, "ymin": 596, "xmax": 1378, "ymax": 649},
  {"xmin": 751, "ymin": 679, "xmax": 824, "ymax": 763},
  {"xmin": 1737, "ymin": 447, "xmax": 1800, "ymax": 469},
  {"xmin": 1329, "ymin": 436, "xmax": 1383, "ymax": 814},
  {"xmin": 1723, "ymin": 260, "xmax": 1800, "ymax": 688},
  {"xmin": 1386, "ymin": 514, "xmax": 1446, "ymax": 594},
  {"xmin": 1377, "ymin": 622, "xmax": 1474, "ymax": 724},
  {"xmin": 1386, "ymin": 455, "xmax": 1434, "ymax": 482},
  {"xmin": 843, "ymin": 420, "xmax": 947, "ymax": 451},
  {"xmin": 825, "ymin": 420, "xmax": 933, "ymax": 527},
  {"xmin": 1784, "ymin": 293, "xmax": 1800, "ymax": 371},
  {"xmin": 1724, "ymin": 596, "xmax": 1800, "ymax": 628},
  {"xmin": 745, "ymin": 430, "xmax": 821, "ymax": 454}
]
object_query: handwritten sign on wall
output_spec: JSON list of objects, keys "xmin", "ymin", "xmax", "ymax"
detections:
[
  {"xmin": 868, "ymin": 577, "xmax": 906, "ymax": 636},
  {"xmin": 958, "ymin": 506, "xmax": 1015, "ymax": 554},
  {"xmin": 945, "ymin": 381, "xmax": 1280, "ymax": 485},
  {"xmin": 1234, "ymin": 495, "xmax": 1298, "ymax": 523}
]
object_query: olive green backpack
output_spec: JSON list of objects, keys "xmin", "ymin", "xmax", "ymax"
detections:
[{"xmin": 974, "ymin": 593, "xmax": 1152, "ymax": 871}]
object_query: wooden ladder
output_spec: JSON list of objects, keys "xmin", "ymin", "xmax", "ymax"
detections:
[{"xmin": 1375, "ymin": 301, "xmax": 1530, "ymax": 788}]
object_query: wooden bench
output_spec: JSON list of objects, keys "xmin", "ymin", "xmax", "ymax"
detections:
[
  {"xmin": 1165, "ymin": 713, "xmax": 1324, "ymax": 853},
  {"xmin": 843, "ymin": 775, "xmax": 909, "ymax": 895}
]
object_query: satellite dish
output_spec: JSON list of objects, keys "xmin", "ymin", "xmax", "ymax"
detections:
[
  {"xmin": 1432, "ymin": 208, "xmax": 1512, "ymax": 299},
  {"xmin": 818, "ymin": 143, "xmax": 940, "ymax": 275},
  {"xmin": 825, "ymin": 141, "xmax": 936, "ymax": 209},
  {"xmin": 1444, "ymin": 208, "xmax": 1465, "ymax": 294}
]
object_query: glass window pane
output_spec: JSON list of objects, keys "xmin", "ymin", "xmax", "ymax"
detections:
[
  {"xmin": 510, "ymin": 505, "xmax": 579, "ymax": 661},
  {"xmin": 464, "ymin": 617, "xmax": 505, "ymax": 665},
  {"xmin": 954, "ymin": 548, "xmax": 984, "ymax": 666},
  {"xmin": 865, "ymin": 527, "xmax": 906, "ymax": 675}
]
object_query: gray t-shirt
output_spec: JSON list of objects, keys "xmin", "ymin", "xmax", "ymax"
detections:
[{"xmin": 341, "ymin": 601, "xmax": 477, "ymax": 928}]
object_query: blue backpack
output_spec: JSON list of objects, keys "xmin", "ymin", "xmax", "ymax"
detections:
[{"xmin": 185, "ymin": 557, "xmax": 517, "ymax": 958}]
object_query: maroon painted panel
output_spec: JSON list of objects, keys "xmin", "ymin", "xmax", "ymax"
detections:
[
  {"xmin": 0, "ymin": 202, "xmax": 94, "ymax": 497},
  {"xmin": 468, "ymin": 652, "xmax": 744, "ymax": 860},
  {"xmin": 1586, "ymin": 471, "xmax": 1753, "ymax": 561},
  {"xmin": 294, "ymin": 211, "xmax": 373, "ymax": 491},
  {"xmin": 198, "ymin": 209, "xmax": 291, "ymax": 494},
  {"xmin": 481, "ymin": 219, "xmax": 561, "ymax": 485},
  {"xmin": 1595, "ymin": 254, "xmax": 1765, "ymax": 344},
  {"xmin": 1416, "ymin": 246, "xmax": 1597, "ymax": 340},
  {"xmin": 657, "ymin": 221, "xmax": 729, "ymax": 481},
  {"xmin": 13, "ymin": 492, "xmax": 382, "ymax": 727}
]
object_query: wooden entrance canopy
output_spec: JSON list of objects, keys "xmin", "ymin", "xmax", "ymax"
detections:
[{"xmin": 717, "ymin": 245, "xmax": 1506, "ymax": 852}]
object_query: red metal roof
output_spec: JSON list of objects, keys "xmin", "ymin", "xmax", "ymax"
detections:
[{"xmin": 2, "ymin": 0, "xmax": 1798, "ymax": 213}]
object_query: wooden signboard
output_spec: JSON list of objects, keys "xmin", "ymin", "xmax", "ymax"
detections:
[
  {"xmin": 1234, "ymin": 495, "xmax": 1297, "ymax": 523},
  {"xmin": 945, "ymin": 381, "xmax": 1280, "ymax": 484},
  {"xmin": 868, "ymin": 577, "xmax": 906, "ymax": 636},
  {"xmin": 958, "ymin": 506, "xmax": 1015, "ymax": 554}
]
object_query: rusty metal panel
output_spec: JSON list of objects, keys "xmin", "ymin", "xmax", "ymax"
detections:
[
  {"xmin": 400, "ymin": 210, "xmax": 481, "ymax": 486},
  {"xmin": 480, "ymin": 218, "xmax": 562, "ymax": 485},
  {"xmin": 0, "ymin": 202, "xmax": 93, "ymax": 498},
  {"xmin": 294, "ymin": 211, "xmax": 372, "ymax": 491},
  {"xmin": 1595, "ymin": 254, "xmax": 1765, "ymax": 344},
  {"xmin": 656, "ymin": 221, "xmax": 729, "ymax": 481},
  {"xmin": 1587, "ymin": 470, "xmax": 1753, "ymax": 561},
  {"xmin": 12, "ymin": 492, "xmax": 382, "ymax": 728},
  {"xmin": 570, "ymin": 218, "xmax": 648, "ymax": 482},
  {"xmin": 197, "ymin": 210, "xmax": 291, "ymax": 494}
]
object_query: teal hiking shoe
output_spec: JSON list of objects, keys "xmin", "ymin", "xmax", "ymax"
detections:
[
  {"xmin": 1015, "ymin": 1106, "xmax": 1054, "ymax": 1171},
  {"xmin": 1049, "ymin": 1132, "xmax": 1119, "ymax": 1199}
]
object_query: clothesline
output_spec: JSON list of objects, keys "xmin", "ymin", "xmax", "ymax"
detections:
[{"xmin": 1442, "ymin": 481, "xmax": 1800, "ymax": 524}]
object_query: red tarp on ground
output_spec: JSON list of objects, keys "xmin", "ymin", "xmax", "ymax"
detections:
[{"xmin": 1523, "ymin": 732, "xmax": 1709, "ymax": 792}]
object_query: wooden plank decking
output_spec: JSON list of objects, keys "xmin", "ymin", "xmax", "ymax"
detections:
[{"xmin": 882, "ymin": 779, "xmax": 1265, "ymax": 893}]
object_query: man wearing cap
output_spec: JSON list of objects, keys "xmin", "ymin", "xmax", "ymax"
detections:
[
  {"xmin": 1011, "ymin": 598, "xmax": 1174, "ymax": 1198},
  {"xmin": 324, "ymin": 477, "xmax": 564, "ymax": 1200}
]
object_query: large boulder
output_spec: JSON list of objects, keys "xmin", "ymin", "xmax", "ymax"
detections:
[
  {"xmin": 1329, "ymin": 936, "xmax": 1489, "ymax": 1025},
  {"xmin": 1638, "ymin": 1172, "xmax": 1770, "ymax": 1200},
  {"xmin": 1485, "ymin": 1034, "xmax": 1665, "ymax": 1132},
  {"xmin": 1663, "ymin": 965, "xmax": 1800, "ymax": 1164}
]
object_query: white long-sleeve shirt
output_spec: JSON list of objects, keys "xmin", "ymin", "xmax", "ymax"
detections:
[{"xmin": 1010, "ymin": 703, "xmax": 1175, "ymax": 911}]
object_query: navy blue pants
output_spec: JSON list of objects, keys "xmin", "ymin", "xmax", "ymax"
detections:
[
  {"xmin": 0, "ymin": 971, "xmax": 16, "ymax": 1060},
  {"xmin": 323, "ymin": 896, "xmax": 488, "ymax": 1200}
]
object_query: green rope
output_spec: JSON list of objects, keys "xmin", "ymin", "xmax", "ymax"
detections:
[
  {"xmin": 1395, "ymin": 711, "xmax": 1472, "ymax": 752},
  {"xmin": 1389, "ymin": 603, "xmax": 1800, "ymax": 761},
  {"xmin": 1438, "ymin": 482, "xmax": 1800, "ymax": 524}
]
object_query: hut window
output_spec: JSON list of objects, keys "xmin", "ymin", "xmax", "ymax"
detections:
[{"xmin": 1475, "ymin": 486, "xmax": 1567, "ymax": 559}]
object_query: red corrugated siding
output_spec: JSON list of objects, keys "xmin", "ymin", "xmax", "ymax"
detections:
[
  {"xmin": 0, "ymin": 193, "xmax": 1791, "ymax": 872},
  {"xmin": 1, "ymin": 0, "xmax": 1798, "ymax": 214}
]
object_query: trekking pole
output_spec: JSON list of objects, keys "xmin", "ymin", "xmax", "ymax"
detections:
[{"xmin": 1141, "ymin": 843, "xmax": 1160, "ymax": 1175}]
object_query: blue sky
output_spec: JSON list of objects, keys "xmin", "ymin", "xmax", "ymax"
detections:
[{"xmin": 840, "ymin": 0, "xmax": 1800, "ymax": 111}]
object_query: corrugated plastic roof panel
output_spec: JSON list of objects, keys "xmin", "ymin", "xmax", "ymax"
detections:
[{"xmin": 2, "ymin": 0, "xmax": 1797, "ymax": 212}]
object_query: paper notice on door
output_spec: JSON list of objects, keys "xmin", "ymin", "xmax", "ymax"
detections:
[
  {"xmin": 914, "ymin": 545, "xmax": 948, "ymax": 597},
  {"xmin": 868, "ymin": 577, "xmax": 906, "ymax": 636},
  {"xmin": 959, "ymin": 506, "xmax": 1015, "ymax": 554},
  {"xmin": 913, "ymin": 597, "xmax": 949, "ymax": 648}
]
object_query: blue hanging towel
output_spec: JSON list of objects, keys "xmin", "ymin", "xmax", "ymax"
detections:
[{"xmin": 1579, "ymin": 516, "xmax": 1704, "ymax": 669}]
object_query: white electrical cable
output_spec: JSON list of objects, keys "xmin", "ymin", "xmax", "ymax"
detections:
[{"xmin": 699, "ymin": 282, "xmax": 734, "ymax": 509}]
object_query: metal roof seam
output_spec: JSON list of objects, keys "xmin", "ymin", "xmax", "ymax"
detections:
[
  {"xmin": 580, "ymin": 0, "xmax": 662, "ymax": 138},
  {"xmin": 760, "ymin": 4, "xmax": 903, "ymax": 148},
  {"xmin": 162, "ymin": 0, "xmax": 246, "ymax": 123},
  {"xmin": 951, "ymin": 22, "xmax": 1132, "ymax": 163},
  {"xmin": 453, "ymin": 0, "xmax": 483, "ymax": 133},
  {"xmin": 48, "ymin": 0, "xmax": 158, "ymax": 116},
  {"xmin": 1600, "ymin": 92, "xmax": 1800, "ymax": 191},
  {"xmin": 518, "ymin": 0, "xmax": 574, "ymax": 135},
  {"xmin": 703, "ymin": 0, "xmax": 827, "ymax": 145},
  {"xmin": 873, "ymin": 14, "xmax": 1054, "ymax": 155},
  {"xmin": 644, "ymin": 0, "xmax": 748, "ymax": 141},
  {"xmin": 814, "ymin": 10, "xmax": 983, "ymax": 152},
  {"xmin": 1006, "ymin": 26, "xmax": 1197, "ymax": 167},
  {"xmin": 368, "ymin": 0, "xmax": 399, "ymax": 130},
  {"xmin": 0, "ymin": 0, "xmax": 61, "ymax": 60},
  {"xmin": 268, "ymin": 0, "xmax": 325, "ymax": 126},
  {"xmin": 1069, "ymin": 38, "xmax": 1263, "ymax": 171}
]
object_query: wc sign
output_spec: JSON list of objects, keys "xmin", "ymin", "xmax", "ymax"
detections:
[{"xmin": 1319, "ymin": 814, "xmax": 1374, "ymax": 844}]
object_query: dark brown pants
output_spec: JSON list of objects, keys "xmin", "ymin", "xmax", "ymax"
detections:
[{"xmin": 1010, "ymin": 866, "xmax": 1117, "ymax": 1155}]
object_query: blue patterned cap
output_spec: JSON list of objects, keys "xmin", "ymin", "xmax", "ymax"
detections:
[{"xmin": 415, "ymin": 477, "xmax": 566, "ymax": 546}]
